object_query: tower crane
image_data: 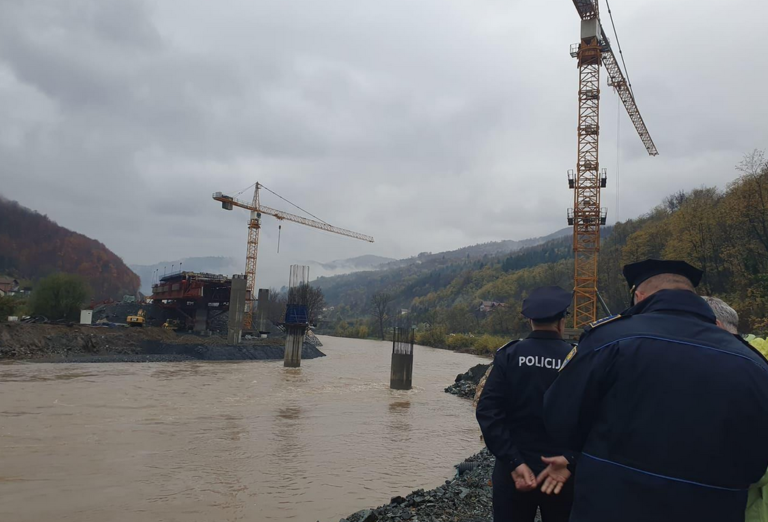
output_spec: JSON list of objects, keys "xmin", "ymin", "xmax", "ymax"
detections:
[
  {"xmin": 567, "ymin": 0, "xmax": 657, "ymax": 328},
  {"xmin": 213, "ymin": 183, "xmax": 374, "ymax": 330}
]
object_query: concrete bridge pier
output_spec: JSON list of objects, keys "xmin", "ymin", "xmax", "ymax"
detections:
[
  {"xmin": 227, "ymin": 275, "xmax": 247, "ymax": 344},
  {"xmin": 390, "ymin": 327, "xmax": 415, "ymax": 390},
  {"xmin": 193, "ymin": 304, "xmax": 208, "ymax": 333},
  {"xmin": 284, "ymin": 324, "xmax": 307, "ymax": 368}
]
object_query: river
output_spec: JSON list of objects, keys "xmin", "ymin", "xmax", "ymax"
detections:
[{"xmin": 0, "ymin": 336, "xmax": 487, "ymax": 522}]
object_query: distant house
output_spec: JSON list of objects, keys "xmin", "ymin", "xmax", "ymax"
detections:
[
  {"xmin": 0, "ymin": 277, "xmax": 19, "ymax": 294},
  {"xmin": 479, "ymin": 300, "xmax": 506, "ymax": 313}
]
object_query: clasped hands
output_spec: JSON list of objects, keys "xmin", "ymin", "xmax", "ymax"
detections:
[{"xmin": 510, "ymin": 456, "xmax": 571, "ymax": 495}]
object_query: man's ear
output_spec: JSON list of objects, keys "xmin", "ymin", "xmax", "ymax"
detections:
[{"xmin": 715, "ymin": 319, "xmax": 725, "ymax": 330}]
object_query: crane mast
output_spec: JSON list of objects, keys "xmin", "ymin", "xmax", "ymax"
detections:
[
  {"xmin": 568, "ymin": 0, "xmax": 657, "ymax": 328},
  {"xmin": 244, "ymin": 185, "xmax": 261, "ymax": 330},
  {"xmin": 213, "ymin": 184, "xmax": 373, "ymax": 330}
]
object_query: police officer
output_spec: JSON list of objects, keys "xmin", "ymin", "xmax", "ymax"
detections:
[
  {"xmin": 476, "ymin": 286, "xmax": 578, "ymax": 522},
  {"xmin": 543, "ymin": 259, "xmax": 768, "ymax": 522}
]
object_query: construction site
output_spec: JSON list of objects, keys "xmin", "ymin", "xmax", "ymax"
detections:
[{"xmin": 1, "ymin": 182, "xmax": 374, "ymax": 364}]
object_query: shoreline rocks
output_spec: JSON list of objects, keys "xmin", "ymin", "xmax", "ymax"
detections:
[
  {"xmin": 342, "ymin": 449, "xmax": 495, "ymax": 522},
  {"xmin": 444, "ymin": 363, "xmax": 489, "ymax": 400}
]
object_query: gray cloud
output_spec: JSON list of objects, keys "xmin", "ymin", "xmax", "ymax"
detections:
[{"xmin": 1, "ymin": 0, "xmax": 766, "ymax": 287}]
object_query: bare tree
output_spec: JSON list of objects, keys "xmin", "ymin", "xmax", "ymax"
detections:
[
  {"xmin": 736, "ymin": 149, "xmax": 767, "ymax": 177},
  {"xmin": 265, "ymin": 288, "xmax": 287, "ymax": 325},
  {"xmin": 305, "ymin": 285, "xmax": 325, "ymax": 324},
  {"xmin": 287, "ymin": 283, "xmax": 326, "ymax": 324},
  {"xmin": 370, "ymin": 291, "xmax": 394, "ymax": 340},
  {"xmin": 663, "ymin": 190, "xmax": 688, "ymax": 213}
]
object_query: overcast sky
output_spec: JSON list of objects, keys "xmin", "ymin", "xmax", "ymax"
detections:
[{"xmin": 1, "ymin": 0, "xmax": 767, "ymax": 288}]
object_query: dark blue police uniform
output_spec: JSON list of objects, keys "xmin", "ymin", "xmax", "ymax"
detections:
[
  {"xmin": 544, "ymin": 260, "xmax": 768, "ymax": 522},
  {"xmin": 476, "ymin": 286, "xmax": 577, "ymax": 522}
]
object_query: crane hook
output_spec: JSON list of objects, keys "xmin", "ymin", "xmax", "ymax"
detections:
[{"xmin": 277, "ymin": 225, "xmax": 282, "ymax": 253}]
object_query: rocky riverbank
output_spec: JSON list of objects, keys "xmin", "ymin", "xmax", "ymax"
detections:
[
  {"xmin": 444, "ymin": 363, "xmax": 490, "ymax": 400},
  {"xmin": 343, "ymin": 450, "xmax": 494, "ymax": 522},
  {"xmin": 0, "ymin": 323, "xmax": 325, "ymax": 362}
]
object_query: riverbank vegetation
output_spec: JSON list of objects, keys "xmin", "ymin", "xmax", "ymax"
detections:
[{"xmin": 318, "ymin": 151, "xmax": 768, "ymax": 346}]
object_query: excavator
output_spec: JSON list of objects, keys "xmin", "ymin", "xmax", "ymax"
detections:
[{"xmin": 127, "ymin": 309, "xmax": 146, "ymax": 327}]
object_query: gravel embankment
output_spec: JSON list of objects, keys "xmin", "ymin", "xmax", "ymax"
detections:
[
  {"xmin": 0, "ymin": 323, "xmax": 325, "ymax": 362},
  {"xmin": 342, "ymin": 450, "xmax": 494, "ymax": 522},
  {"xmin": 41, "ymin": 341, "xmax": 326, "ymax": 363}
]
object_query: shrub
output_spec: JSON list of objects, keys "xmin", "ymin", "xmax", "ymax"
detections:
[
  {"xmin": 473, "ymin": 334, "xmax": 511, "ymax": 355},
  {"xmin": 0, "ymin": 295, "xmax": 18, "ymax": 321},
  {"xmin": 746, "ymin": 335, "xmax": 768, "ymax": 359},
  {"xmin": 445, "ymin": 333, "xmax": 475, "ymax": 350},
  {"xmin": 416, "ymin": 326, "xmax": 448, "ymax": 348},
  {"xmin": 29, "ymin": 273, "xmax": 90, "ymax": 321}
]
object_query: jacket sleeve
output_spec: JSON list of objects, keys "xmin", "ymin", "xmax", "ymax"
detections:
[
  {"xmin": 543, "ymin": 337, "xmax": 618, "ymax": 452},
  {"xmin": 476, "ymin": 353, "xmax": 525, "ymax": 469}
]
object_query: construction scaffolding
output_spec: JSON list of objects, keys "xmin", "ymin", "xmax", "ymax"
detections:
[{"xmin": 284, "ymin": 265, "xmax": 310, "ymax": 368}]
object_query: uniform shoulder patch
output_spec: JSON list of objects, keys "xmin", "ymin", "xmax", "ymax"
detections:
[
  {"xmin": 590, "ymin": 314, "xmax": 622, "ymax": 328},
  {"xmin": 585, "ymin": 314, "xmax": 623, "ymax": 332},
  {"xmin": 496, "ymin": 339, "xmax": 521, "ymax": 353},
  {"xmin": 558, "ymin": 345, "xmax": 578, "ymax": 372}
]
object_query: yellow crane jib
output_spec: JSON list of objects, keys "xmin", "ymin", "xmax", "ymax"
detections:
[{"xmin": 212, "ymin": 184, "xmax": 373, "ymax": 330}]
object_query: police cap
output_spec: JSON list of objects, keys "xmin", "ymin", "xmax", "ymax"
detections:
[
  {"xmin": 521, "ymin": 286, "xmax": 572, "ymax": 321},
  {"xmin": 623, "ymin": 259, "xmax": 704, "ymax": 291}
]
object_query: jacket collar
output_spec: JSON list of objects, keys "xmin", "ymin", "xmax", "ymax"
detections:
[
  {"xmin": 625, "ymin": 289, "xmax": 716, "ymax": 324},
  {"xmin": 527, "ymin": 330, "xmax": 564, "ymax": 340}
]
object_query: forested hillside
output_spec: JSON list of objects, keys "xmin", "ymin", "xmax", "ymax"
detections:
[
  {"xmin": 319, "ymin": 151, "xmax": 768, "ymax": 340},
  {"xmin": 314, "ymin": 228, "xmax": 573, "ymax": 316},
  {"xmin": 0, "ymin": 197, "xmax": 140, "ymax": 300}
]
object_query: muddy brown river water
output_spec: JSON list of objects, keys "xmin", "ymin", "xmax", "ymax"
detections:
[{"xmin": 0, "ymin": 336, "xmax": 486, "ymax": 522}]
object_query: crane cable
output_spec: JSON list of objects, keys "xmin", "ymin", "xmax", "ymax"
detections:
[
  {"xmin": 232, "ymin": 182, "xmax": 257, "ymax": 198},
  {"xmin": 616, "ymin": 95, "xmax": 621, "ymax": 222},
  {"xmin": 605, "ymin": 0, "xmax": 634, "ymax": 98},
  {"xmin": 258, "ymin": 183, "xmax": 330, "ymax": 225},
  {"xmin": 228, "ymin": 181, "xmax": 330, "ymax": 225},
  {"xmin": 604, "ymin": 0, "xmax": 629, "ymax": 222}
]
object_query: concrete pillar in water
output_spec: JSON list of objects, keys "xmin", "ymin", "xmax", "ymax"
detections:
[
  {"xmin": 193, "ymin": 303, "xmax": 208, "ymax": 333},
  {"xmin": 228, "ymin": 275, "xmax": 247, "ymax": 344},
  {"xmin": 284, "ymin": 323, "xmax": 307, "ymax": 368},
  {"xmin": 390, "ymin": 327, "xmax": 415, "ymax": 390},
  {"xmin": 256, "ymin": 288, "xmax": 270, "ymax": 335}
]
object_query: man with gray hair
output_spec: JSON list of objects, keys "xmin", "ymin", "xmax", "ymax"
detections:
[
  {"xmin": 702, "ymin": 295, "xmax": 768, "ymax": 522},
  {"xmin": 702, "ymin": 296, "xmax": 739, "ymax": 334}
]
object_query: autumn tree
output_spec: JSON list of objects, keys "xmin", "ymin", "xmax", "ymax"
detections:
[
  {"xmin": 439, "ymin": 303, "xmax": 475, "ymax": 334},
  {"xmin": 662, "ymin": 187, "xmax": 728, "ymax": 294}
]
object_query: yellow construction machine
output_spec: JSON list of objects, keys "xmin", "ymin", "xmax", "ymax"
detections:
[
  {"xmin": 127, "ymin": 309, "xmax": 146, "ymax": 327},
  {"xmin": 162, "ymin": 319, "xmax": 180, "ymax": 330}
]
